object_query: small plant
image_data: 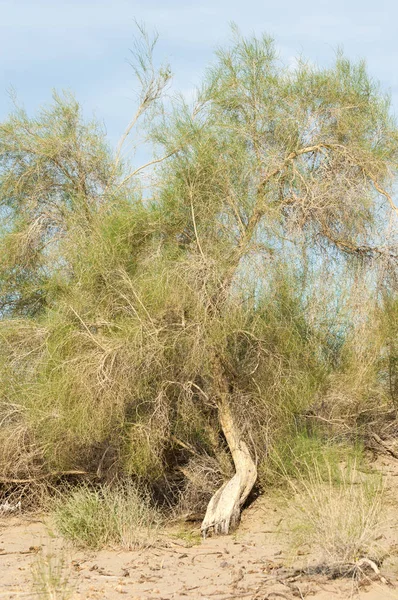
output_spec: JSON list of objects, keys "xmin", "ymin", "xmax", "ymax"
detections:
[
  {"xmin": 288, "ymin": 461, "xmax": 385, "ymax": 570},
  {"xmin": 172, "ymin": 527, "xmax": 202, "ymax": 547},
  {"xmin": 31, "ymin": 549, "xmax": 72, "ymax": 600},
  {"xmin": 53, "ymin": 482, "xmax": 162, "ymax": 550}
]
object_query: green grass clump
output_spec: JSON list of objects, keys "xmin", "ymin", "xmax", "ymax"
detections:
[{"xmin": 53, "ymin": 483, "xmax": 162, "ymax": 550}]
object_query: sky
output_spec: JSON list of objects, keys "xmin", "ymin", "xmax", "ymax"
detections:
[{"xmin": 0, "ymin": 0, "xmax": 397, "ymax": 151}]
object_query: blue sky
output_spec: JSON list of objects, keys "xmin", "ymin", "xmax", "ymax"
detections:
[{"xmin": 0, "ymin": 0, "xmax": 396, "ymax": 150}]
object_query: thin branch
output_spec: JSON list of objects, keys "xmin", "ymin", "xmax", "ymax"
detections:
[
  {"xmin": 116, "ymin": 148, "xmax": 178, "ymax": 190},
  {"xmin": 190, "ymin": 190, "xmax": 205, "ymax": 260},
  {"xmin": 0, "ymin": 470, "xmax": 89, "ymax": 484},
  {"xmin": 370, "ymin": 178, "xmax": 398, "ymax": 218},
  {"xmin": 113, "ymin": 106, "xmax": 147, "ymax": 174},
  {"xmin": 69, "ymin": 306, "xmax": 108, "ymax": 352}
]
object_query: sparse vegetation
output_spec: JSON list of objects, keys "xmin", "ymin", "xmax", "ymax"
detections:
[
  {"xmin": 259, "ymin": 431, "xmax": 366, "ymax": 489},
  {"xmin": 31, "ymin": 547, "xmax": 73, "ymax": 600},
  {"xmin": 171, "ymin": 526, "xmax": 202, "ymax": 547}
]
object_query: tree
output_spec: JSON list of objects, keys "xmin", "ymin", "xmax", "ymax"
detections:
[
  {"xmin": 153, "ymin": 31, "xmax": 398, "ymax": 534},
  {"xmin": 0, "ymin": 30, "xmax": 397, "ymax": 535}
]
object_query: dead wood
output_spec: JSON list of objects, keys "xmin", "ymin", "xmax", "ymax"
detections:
[
  {"xmin": 0, "ymin": 470, "xmax": 90, "ymax": 484},
  {"xmin": 201, "ymin": 395, "xmax": 257, "ymax": 537},
  {"xmin": 368, "ymin": 433, "xmax": 398, "ymax": 459}
]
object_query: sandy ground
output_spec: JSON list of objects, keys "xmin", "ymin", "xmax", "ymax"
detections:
[{"xmin": 1, "ymin": 456, "xmax": 398, "ymax": 599}]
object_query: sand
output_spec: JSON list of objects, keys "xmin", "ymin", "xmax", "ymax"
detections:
[{"xmin": 1, "ymin": 455, "xmax": 398, "ymax": 599}]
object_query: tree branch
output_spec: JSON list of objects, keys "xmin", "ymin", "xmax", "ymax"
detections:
[{"xmin": 0, "ymin": 470, "xmax": 89, "ymax": 484}]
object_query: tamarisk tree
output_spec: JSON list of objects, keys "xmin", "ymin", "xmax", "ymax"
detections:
[
  {"xmin": 0, "ymin": 30, "xmax": 397, "ymax": 535},
  {"xmin": 156, "ymin": 32, "xmax": 398, "ymax": 535}
]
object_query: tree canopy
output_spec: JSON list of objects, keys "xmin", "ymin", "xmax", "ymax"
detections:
[{"xmin": 0, "ymin": 29, "xmax": 397, "ymax": 534}]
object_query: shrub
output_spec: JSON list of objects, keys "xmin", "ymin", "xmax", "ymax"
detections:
[
  {"xmin": 0, "ymin": 28, "xmax": 397, "ymax": 533},
  {"xmin": 53, "ymin": 483, "xmax": 162, "ymax": 550}
]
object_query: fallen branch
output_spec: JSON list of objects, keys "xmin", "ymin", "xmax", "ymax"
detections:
[
  {"xmin": 356, "ymin": 558, "xmax": 390, "ymax": 586},
  {"xmin": 368, "ymin": 433, "xmax": 398, "ymax": 459},
  {"xmin": 0, "ymin": 549, "xmax": 39, "ymax": 556},
  {"xmin": 274, "ymin": 557, "xmax": 390, "ymax": 583},
  {"xmin": 0, "ymin": 470, "xmax": 89, "ymax": 484}
]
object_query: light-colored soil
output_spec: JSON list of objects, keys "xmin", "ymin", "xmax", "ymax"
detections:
[{"xmin": 1, "ymin": 456, "xmax": 398, "ymax": 600}]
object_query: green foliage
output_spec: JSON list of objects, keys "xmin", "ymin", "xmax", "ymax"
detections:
[
  {"xmin": 0, "ymin": 92, "xmax": 114, "ymax": 318},
  {"xmin": 53, "ymin": 483, "xmax": 161, "ymax": 550},
  {"xmin": 0, "ymin": 28, "xmax": 396, "ymax": 514},
  {"xmin": 259, "ymin": 429, "xmax": 365, "ymax": 489},
  {"xmin": 378, "ymin": 295, "xmax": 398, "ymax": 410}
]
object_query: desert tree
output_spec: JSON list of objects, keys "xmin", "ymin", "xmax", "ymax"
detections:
[
  {"xmin": 152, "ymin": 31, "xmax": 398, "ymax": 535},
  {"xmin": 0, "ymin": 29, "xmax": 397, "ymax": 535}
]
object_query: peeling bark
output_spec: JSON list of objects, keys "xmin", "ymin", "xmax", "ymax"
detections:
[{"xmin": 201, "ymin": 397, "xmax": 257, "ymax": 537}]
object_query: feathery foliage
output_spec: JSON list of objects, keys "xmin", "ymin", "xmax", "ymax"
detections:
[{"xmin": 0, "ymin": 29, "xmax": 397, "ymax": 524}]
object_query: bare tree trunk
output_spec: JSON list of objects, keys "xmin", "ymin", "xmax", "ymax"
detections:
[{"xmin": 201, "ymin": 395, "xmax": 257, "ymax": 537}]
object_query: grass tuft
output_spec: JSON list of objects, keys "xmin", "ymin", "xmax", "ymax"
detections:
[
  {"xmin": 31, "ymin": 548, "xmax": 72, "ymax": 600},
  {"xmin": 53, "ymin": 482, "xmax": 162, "ymax": 550},
  {"xmin": 259, "ymin": 430, "xmax": 365, "ymax": 490},
  {"xmin": 288, "ymin": 460, "xmax": 385, "ymax": 568}
]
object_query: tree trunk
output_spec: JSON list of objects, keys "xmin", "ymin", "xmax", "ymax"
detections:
[{"xmin": 201, "ymin": 396, "xmax": 257, "ymax": 537}]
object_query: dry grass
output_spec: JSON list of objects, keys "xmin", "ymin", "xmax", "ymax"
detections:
[
  {"xmin": 31, "ymin": 547, "xmax": 73, "ymax": 600},
  {"xmin": 288, "ymin": 461, "xmax": 385, "ymax": 569}
]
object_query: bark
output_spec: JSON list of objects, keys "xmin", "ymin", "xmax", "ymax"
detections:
[{"xmin": 201, "ymin": 395, "xmax": 257, "ymax": 537}]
